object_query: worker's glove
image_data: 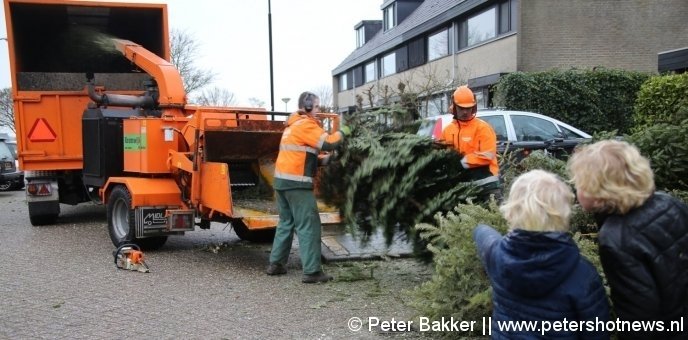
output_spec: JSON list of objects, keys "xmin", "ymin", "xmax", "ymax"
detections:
[
  {"xmin": 340, "ymin": 125, "xmax": 352, "ymax": 137},
  {"xmin": 460, "ymin": 155, "xmax": 469, "ymax": 169},
  {"xmin": 433, "ymin": 139, "xmax": 450, "ymax": 148}
]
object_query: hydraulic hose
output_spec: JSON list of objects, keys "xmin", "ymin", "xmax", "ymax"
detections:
[{"xmin": 87, "ymin": 81, "xmax": 155, "ymax": 109}]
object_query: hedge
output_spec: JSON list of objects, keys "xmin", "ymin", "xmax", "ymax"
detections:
[
  {"xmin": 494, "ymin": 68, "xmax": 649, "ymax": 134},
  {"xmin": 632, "ymin": 72, "xmax": 688, "ymax": 132}
]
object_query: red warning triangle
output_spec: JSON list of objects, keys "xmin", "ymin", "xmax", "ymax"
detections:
[
  {"xmin": 28, "ymin": 118, "xmax": 57, "ymax": 142},
  {"xmin": 38, "ymin": 184, "xmax": 51, "ymax": 195}
]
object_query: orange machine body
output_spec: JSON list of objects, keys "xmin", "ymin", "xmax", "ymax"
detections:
[
  {"xmin": 4, "ymin": 0, "xmax": 170, "ymax": 173},
  {"xmin": 122, "ymin": 118, "xmax": 186, "ymax": 174},
  {"xmin": 4, "ymin": 0, "xmax": 340, "ymax": 244}
]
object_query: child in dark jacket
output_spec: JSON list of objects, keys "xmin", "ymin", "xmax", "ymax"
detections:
[
  {"xmin": 568, "ymin": 140, "xmax": 688, "ymax": 340},
  {"xmin": 474, "ymin": 170, "xmax": 609, "ymax": 339}
]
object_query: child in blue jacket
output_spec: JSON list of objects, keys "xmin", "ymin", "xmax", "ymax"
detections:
[{"xmin": 474, "ymin": 170, "xmax": 609, "ymax": 339}]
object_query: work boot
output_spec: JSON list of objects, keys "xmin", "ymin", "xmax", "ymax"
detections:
[
  {"xmin": 266, "ymin": 263, "xmax": 287, "ymax": 275},
  {"xmin": 302, "ymin": 271, "xmax": 333, "ymax": 283}
]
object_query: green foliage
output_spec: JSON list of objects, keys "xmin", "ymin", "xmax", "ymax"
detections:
[
  {"xmin": 494, "ymin": 68, "xmax": 649, "ymax": 134},
  {"xmin": 632, "ymin": 73, "xmax": 688, "ymax": 132},
  {"xmin": 625, "ymin": 120, "xmax": 688, "ymax": 192},
  {"xmin": 410, "ymin": 203, "xmax": 506, "ymax": 338},
  {"xmin": 667, "ymin": 189, "xmax": 688, "ymax": 205},
  {"xmin": 318, "ymin": 111, "xmax": 479, "ymax": 247},
  {"xmin": 406, "ymin": 120, "xmax": 688, "ymax": 332},
  {"xmin": 410, "ymin": 151, "xmax": 607, "ymax": 336},
  {"xmin": 501, "ymin": 150, "xmax": 568, "ymax": 192},
  {"xmin": 589, "ymin": 129, "xmax": 621, "ymax": 143},
  {"xmin": 410, "ymin": 201, "xmax": 605, "ymax": 338}
]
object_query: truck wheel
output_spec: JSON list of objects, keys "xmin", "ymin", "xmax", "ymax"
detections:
[
  {"xmin": 232, "ymin": 219, "xmax": 276, "ymax": 243},
  {"xmin": 28, "ymin": 201, "xmax": 60, "ymax": 226},
  {"xmin": 0, "ymin": 181, "xmax": 11, "ymax": 191},
  {"xmin": 107, "ymin": 185, "xmax": 167, "ymax": 250}
]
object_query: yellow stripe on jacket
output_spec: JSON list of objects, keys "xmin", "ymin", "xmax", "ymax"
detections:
[{"xmin": 274, "ymin": 113, "xmax": 344, "ymax": 190}]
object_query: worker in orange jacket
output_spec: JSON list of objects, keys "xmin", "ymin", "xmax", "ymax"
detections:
[
  {"xmin": 266, "ymin": 91, "xmax": 349, "ymax": 283},
  {"xmin": 439, "ymin": 85, "xmax": 501, "ymax": 197}
]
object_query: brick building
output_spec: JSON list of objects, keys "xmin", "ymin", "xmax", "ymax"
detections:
[{"xmin": 332, "ymin": 0, "xmax": 688, "ymax": 116}]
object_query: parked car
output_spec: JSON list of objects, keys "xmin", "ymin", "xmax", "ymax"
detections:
[
  {"xmin": 417, "ymin": 109, "xmax": 592, "ymax": 160},
  {"xmin": 0, "ymin": 135, "xmax": 24, "ymax": 191}
]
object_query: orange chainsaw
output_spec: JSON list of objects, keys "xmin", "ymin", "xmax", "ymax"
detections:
[{"xmin": 113, "ymin": 244, "xmax": 150, "ymax": 273}]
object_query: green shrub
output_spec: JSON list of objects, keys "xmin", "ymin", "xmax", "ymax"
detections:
[
  {"xmin": 625, "ymin": 120, "xmax": 688, "ymax": 192},
  {"xmin": 411, "ymin": 202, "xmax": 506, "ymax": 338},
  {"xmin": 494, "ymin": 68, "xmax": 649, "ymax": 134},
  {"xmin": 501, "ymin": 150, "xmax": 568, "ymax": 192},
  {"xmin": 632, "ymin": 73, "xmax": 688, "ymax": 132}
]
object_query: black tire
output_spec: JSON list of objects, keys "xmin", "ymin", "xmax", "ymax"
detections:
[
  {"xmin": 232, "ymin": 219, "xmax": 276, "ymax": 243},
  {"xmin": 0, "ymin": 181, "xmax": 11, "ymax": 191},
  {"xmin": 107, "ymin": 185, "xmax": 167, "ymax": 250},
  {"xmin": 28, "ymin": 201, "xmax": 60, "ymax": 226}
]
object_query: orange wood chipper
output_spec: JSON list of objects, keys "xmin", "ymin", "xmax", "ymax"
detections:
[{"xmin": 4, "ymin": 0, "xmax": 340, "ymax": 248}]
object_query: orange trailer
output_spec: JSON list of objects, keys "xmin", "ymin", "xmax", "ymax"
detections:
[{"xmin": 4, "ymin": 0, "xmax": 340, "ymax": 248}]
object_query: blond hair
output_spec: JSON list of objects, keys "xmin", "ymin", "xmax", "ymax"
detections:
[
  {"xmin": 567, "ymin": 140, "xmax": 654, "ymax": 214},
  {"xmin": 500, "ymin": 170, "xmax": 574, "ymax": 232}
]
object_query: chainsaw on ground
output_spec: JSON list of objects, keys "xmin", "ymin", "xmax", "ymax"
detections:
[{"xmin": 113, "ymin": 244, "xmax": 150, "ymax": 273}]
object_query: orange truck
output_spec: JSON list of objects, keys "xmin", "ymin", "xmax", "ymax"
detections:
[{"xmin": 4, "ymin": 0, "xmax": 340, "ymax": 248}]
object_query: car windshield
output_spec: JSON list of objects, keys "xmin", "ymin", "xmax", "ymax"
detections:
[
  {"xmin": 0, "ymin": 142, "xmax": 13, "ymax": 160},
  {"xmin": 558, "ymin": 125, "xmax": 586, "ymax": 139},
  {"xmin": 480, "ymin": 115, "xmax": 508, "ymax": 142},
  {"xmin": 7, "ymin": 143, "xmax": 17, "ymax": 159},
  {"xmin": 511, "ymin": 115, "xmax": 564, "ymax": 141}
]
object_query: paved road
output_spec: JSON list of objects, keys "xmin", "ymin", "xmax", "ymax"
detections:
[{"xmin": 0, "ymin": 190, "xmax": 431, "ymax": 339}]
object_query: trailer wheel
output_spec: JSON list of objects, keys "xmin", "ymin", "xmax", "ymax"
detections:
[
  {"xmin": 107, "ymin": 185, "xmax": 167, "ymax": 250},
  {"xmin": 232, "ymin": 220, "xmax": 276, "ymax": 243},
  {"xmin": 28, "ymin": 201, "xmax": 60, "ymax": 226}
]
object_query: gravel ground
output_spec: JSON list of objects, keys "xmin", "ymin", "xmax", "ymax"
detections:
[{"xmin": 0, "ymin": 189, "xmax": 437, "ymax": 339}]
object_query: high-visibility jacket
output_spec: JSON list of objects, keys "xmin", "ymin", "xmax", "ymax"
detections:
[
  {"xmin": 273, "ymin": 113, "xmax": 344, "ymax": 190},
  {"xmin": 439, "ymin": 117, "xmax": 499, "ymax": 182}
]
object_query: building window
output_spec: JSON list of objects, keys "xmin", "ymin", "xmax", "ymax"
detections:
[
  {"xmin": 339, "ymin": 73, "xmax": 348, "ymax": 92},
  {"xmin": 499, "ymin": 1, "xmax": 510, "ymax": 34},
  {"xmin": 383, "ymin": 3, "xmax": 396, "ymax": 31},
  {"xmin": 459, "ymin": 1, "xmax": 516, "ymax": 49},
  {"xmin": 420, "ymin": 93, "xmax": 448, "ymax": 118},
  {"xmin": 381, "ymin": 52, "xmax": 396, "ymax": 77},
  {"xmin": 428, "ymin": 28, "xmax": 449, "ymax": 61},
  {"xmin": 356, "ymin": 27, "xmax": 365, "ymax": 48},
  {"xmin": 467, "ymin": 7, "xmax": 496, "ymax": 46},
  {"xmin": 365, "ymin": 61, "xmax": 376, "ymax": 83}
]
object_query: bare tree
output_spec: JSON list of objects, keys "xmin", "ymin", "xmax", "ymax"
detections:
[
  {"xmin": 364, "ymin": 84, "xmax": 376, "ymax": 108},
  {"xmin": 248, "ymin": 97, "xmax": 265, "ymax": 108},
  {"xmin": 194, "ymin": 87, "xmax": 237, "ymax": 106},
  {"xmin": 355, "ymin": 94, "xmax": 364, "ymax": 111},
  {"xmin": 0, "ymin": 88, "xmax": 14, "ymax": 133},
  {"xmin": 313, "ymin": 85, "xmax": 333, "ymax": 112},
  {"xmin": 170, "ymin": 29, "xmax": 216, "ymax": 96}
]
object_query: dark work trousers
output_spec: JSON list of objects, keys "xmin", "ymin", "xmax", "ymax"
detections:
[{"xmin": 269, "ymin": 188, "xmax": 322, "ymax": 275}]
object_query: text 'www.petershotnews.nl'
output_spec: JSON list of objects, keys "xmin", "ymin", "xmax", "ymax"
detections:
[{"xmin": 347, "ymin": 316, "xmax": 686, "ymax": 336}]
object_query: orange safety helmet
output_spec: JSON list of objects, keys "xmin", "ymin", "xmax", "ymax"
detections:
[{"xmin": 453, "ymin": 85, "xmax": 476, "ymax": 108}]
